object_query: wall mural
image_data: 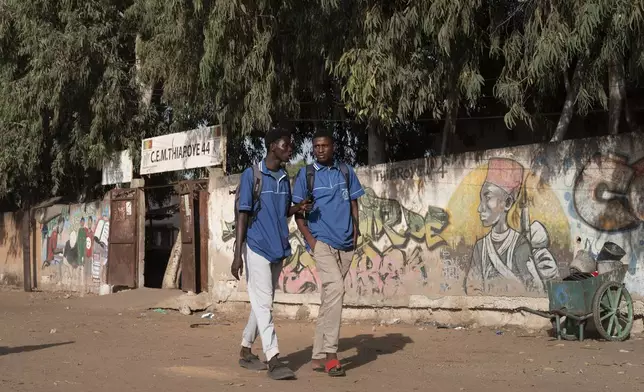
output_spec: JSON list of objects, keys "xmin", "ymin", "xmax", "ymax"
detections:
[
  {"xmin": 220, "ymin": 157, "xmax": 569, "ymax": 298},
  {"xmin": 40, "ymin": 202, "xmax": 110, "ymax": 290},
  {"xmin": 569, "ymin": 152, "xmax": 644, "ymax": 277},
  {"xmin": 217, "ymin": 138, "xmax": 644, "ymax": 298},
  {"xmin": 573, "ymin": 153, "xmax": 644, "ymax": 232},
  {"xmin": 464, "ymin": 158, "xmax": 560, "ymax": 295}
]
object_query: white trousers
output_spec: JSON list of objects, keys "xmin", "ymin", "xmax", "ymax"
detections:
[{"xmin": 240, "ymin": 244, "xmax": 283, "ymax": 361}]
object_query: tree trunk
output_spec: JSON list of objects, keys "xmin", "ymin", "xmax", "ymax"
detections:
[
  {"xmin": 551, "ymin": 63, "xmax": 585, "ymax": 142},
  {"xmin": 368, "ymin": 120, "xmax": 386, "ymax": 165},
  {"xmin": 440, "ymin": 66, "xmax": 461, "ymax": 156},
  {"xmin": 440, "ymin": 93, "xmax": 460, "ymax": 156},
  {"xmin": 608, "ymin": 57, "xmax": 625, "ymax": 135},
  {"xmin": 621, "ymin": 73, "xmax": 641, "ymax": 133},
  {"xmin": 135, "ymin": 34, "xmax": 153, "ymax": 107},
  {"xmin": 162, "ymin": 231, "xmax": 182, "ymax": 289},
  {"xmin": 624, "ymin": 99, "xmax": 640, "ymax": 133},
  {"xmin": 563, "ymin": 68, "xmax": 571, "ymax": 92}
]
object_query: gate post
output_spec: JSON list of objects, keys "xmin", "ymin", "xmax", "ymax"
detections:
[{"xmin": 131, "ymin": 178, "xmax": 146, "ymax": 289}]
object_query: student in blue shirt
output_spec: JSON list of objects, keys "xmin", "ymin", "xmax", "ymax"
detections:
[
  {"xmin": 231, "ymin": 129, "xmax": 311, "ymax": 381},
  {"xmin": 292, "ymin": 129, "xmax": 365, "ymax": 377}
]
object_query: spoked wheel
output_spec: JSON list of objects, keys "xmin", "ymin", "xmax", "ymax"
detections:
[{"xmin": 592, "ymin": 281, "xmax": 634, "ymax": 342}]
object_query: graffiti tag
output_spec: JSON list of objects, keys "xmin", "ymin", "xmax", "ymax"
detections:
[{"xmin": 373, "ymin": 160, "xmax": 446, "ymax": 182}]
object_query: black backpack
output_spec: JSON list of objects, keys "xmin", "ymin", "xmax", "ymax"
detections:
[
  {"xmin": 232, "ymin": 164, "xmax": 263, "ymax": 235},
  {"xmin": 232, "ymin": 164, "xmax": 291, "ymax": 237},
  {"xmin": 305, "ymin": 163, "xmax": 350, "ymax": 200}
]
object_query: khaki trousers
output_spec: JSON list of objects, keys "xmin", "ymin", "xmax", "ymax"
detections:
[{"xmin": 311, "ymin": 240, "xmax": 354, "ymax": 360}]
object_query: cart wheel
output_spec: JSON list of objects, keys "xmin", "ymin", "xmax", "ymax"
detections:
[{"xmin": 592, "ymin": 281, "xmax": 634, "ymax": 342}]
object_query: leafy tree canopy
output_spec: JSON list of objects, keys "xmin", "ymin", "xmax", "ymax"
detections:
[
  {"xmin": 0, "ymin": 0, "xmax": 146, "ymax": 208},
  {"xmin": 3, "ymin": 0, "xmax": 644, "ymax": 209}
]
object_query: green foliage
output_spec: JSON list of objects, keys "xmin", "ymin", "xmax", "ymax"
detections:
[
  {"xmin": 286, "ymin": 160, "xmax": 307, "ymax": 178},
  {"xmin": 494, "ymin": 0, "xmax": 644, "ymax": 129},
  {"xmin": 4, "ymin": 0, "xmax": 644, "ymax": 210},
  {"xmin": 130, "ymin": 0, "xmax": 332, "ymax": 137},
  {"xmin": 329, "ymin": 0, "xmax": 487, "ymax": 129},
  {"xmin": 0, "ymin": 0, "xmax": 144, "ymax": 207}
]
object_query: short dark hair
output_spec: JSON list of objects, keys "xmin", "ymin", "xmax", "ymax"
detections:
[
  {"xmin": 312, "ymin": 128, "xmax": 334, "ymax": 142},
  {"xmin": 264, "ymin": 128, "xmax": 291, "ymax": 149}
]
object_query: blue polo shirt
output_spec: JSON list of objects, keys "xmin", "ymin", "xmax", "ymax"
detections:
[
  {"xmin": 292, "ymin": 161, "xmax": 365, "ymax": 251},
  {"xmin": 238, "ymin": 160, "xmax": 292, "ymax": 263}
]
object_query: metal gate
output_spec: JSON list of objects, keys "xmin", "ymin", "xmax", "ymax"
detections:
[
  {"xmin": 178, "ymin": 180, "xmax": 209, "ymax": 293},
  {"xmin": 108, "ymin": 188, "xmax": 139, "ymax": 287}
]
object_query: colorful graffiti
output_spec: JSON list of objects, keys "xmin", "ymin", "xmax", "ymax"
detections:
[
  {"xmin": 216, "ymin": 141, "xmax": 644, "ymax": 299},
  {"xmin": 283, "ymin": 187, "xmax": 449, "ymax": 297},
  {"xmin": 214, "ymin": 134, "xmax": 644, "ymax": 298},
  {"xmin": 40, "ymin": 202, "xmax": 110, "ymax": 288},
  {"xmin": 222, "ymin": 187, "xmax": 450, "ymax": 297},
  {"xmin": 221, "ymin": 158, "xmax": 571, "ymax": 297},
  {"xmin": 347, "ymin": 189, "xmax": 449, "ymax": 297}
]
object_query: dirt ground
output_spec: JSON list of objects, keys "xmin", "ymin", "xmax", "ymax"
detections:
[{"xmin": 1, "ymin": 288, "xmax": 644, "ymax": 392}]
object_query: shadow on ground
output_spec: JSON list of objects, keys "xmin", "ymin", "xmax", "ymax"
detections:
[
  {"xmin": 0, "ymin": 341, "xmax": 74, "ymax": 356},
  {"xmin": 281, "ymin": 333, "xmax": 413, "ymax": 372}
]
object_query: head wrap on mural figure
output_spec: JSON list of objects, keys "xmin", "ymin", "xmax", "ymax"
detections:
[
  {"xmin": 484, "ymin": 158, "xmax": 524, "ymax": 199},
  {"xmin": 478, "ymin": 158, "xmax": 525, "ymax": 228}
]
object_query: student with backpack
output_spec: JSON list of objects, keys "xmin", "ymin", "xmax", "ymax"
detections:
[
  {"xmin": 292, "ymin": 129, "xmax": 365, "ymax": 377},
  {"xmin": 231, "ymin": 128, "xmax": 311, "ymax": 380}
]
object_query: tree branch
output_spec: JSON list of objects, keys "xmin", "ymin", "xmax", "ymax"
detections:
[
  {"xmin": 608, "ymin": 57, "xmax": 624, "ymax": 135},
  {"xmin": 441, "ymin": 67, "xmax": 461, "ymax": 155},
  {"xmin": 551, "ymin": 59, "xmax": 589, "ymax": 142}
]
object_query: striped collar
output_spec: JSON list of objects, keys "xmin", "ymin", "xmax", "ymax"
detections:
[
  {"xmin": 259, "ymin": 160, "xmax": 287, "ymax": 181},
  {"xmin": 312, "ymin": 160, "xmax": 339, "ymax": 171}
]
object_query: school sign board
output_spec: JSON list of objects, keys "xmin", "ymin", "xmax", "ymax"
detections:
[
  {"xmin": 102, "ymin": 150, "xmax": 133, "ymax": 185},
  {"xmin": 140, "ymin": 125, "xmax": 224, "ymax": 175}
]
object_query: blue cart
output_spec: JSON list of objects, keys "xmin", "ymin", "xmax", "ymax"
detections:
[{"xmin": 519, "ymin": 264, "xmax": 634, "ymax": 341}]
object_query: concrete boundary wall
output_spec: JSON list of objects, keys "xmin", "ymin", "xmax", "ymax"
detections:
[
  {"xmin": 0, "ymin": 212, "xmax": 25, "ymax": 287},
  {"xmin": 208, "ymin": 133, "xmax": 644, "ymax": 328}
]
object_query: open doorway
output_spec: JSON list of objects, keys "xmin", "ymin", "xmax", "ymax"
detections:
[
  {"xmin": 144, "ymin": 196, "xmax": 180, "ymax": 289},
  {"xmin": 142, "ymin": 180, "xmax": 209, "ymax": 293}
]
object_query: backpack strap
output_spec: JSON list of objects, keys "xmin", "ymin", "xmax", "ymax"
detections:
[
  {"xmin": 283, "ymin": 168, "xmax": 292, "ymax": 214},
  {"xmin": 305, "ymin": 164, "xmax": 316, "ymax": 200},
  {"xmin": 232, "ymin": 164, "xmax": 262, "ymax": 242},
  {"xmin": 338, "ymin": 162, "xmax": 350, "ymax": 188},
  {"xmin": 251, "ymin": 164, "xmax": 262, "ymax": 202},
  {"xmin": 250, "ymin": 164, "xmax": 263, "ymax": 223}
]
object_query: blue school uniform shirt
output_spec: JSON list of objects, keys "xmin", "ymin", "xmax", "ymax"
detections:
[
  {"xmin": 292, "ymin": 161, "xmax": 365, "ymax": 251},
  {"xmin": 238, "ymin": 160, "xmax": 292, "ymax": 262}
]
